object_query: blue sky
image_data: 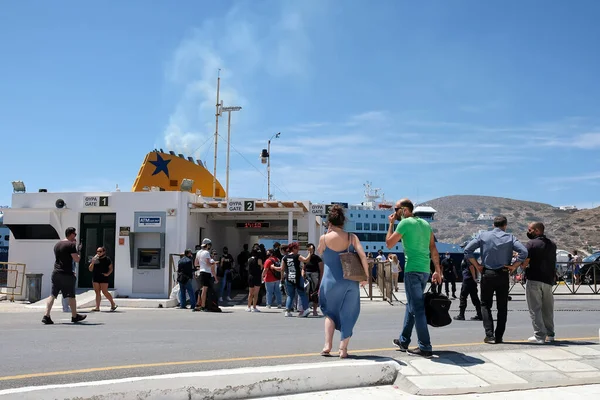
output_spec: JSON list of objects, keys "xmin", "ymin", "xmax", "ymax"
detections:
[{"xmin": 1, "ymin": 0, "xmax": 599, "ymax": 209}]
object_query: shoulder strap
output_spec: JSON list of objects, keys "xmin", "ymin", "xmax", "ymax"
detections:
[{"xmin": 347, "ymin": 232, "xmax": 352, "ymax": 251}]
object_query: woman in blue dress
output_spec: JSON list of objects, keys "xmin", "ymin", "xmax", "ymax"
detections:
[{"xmin": 317, "ymin": 205, "xmax": 370, "ymax": 358}]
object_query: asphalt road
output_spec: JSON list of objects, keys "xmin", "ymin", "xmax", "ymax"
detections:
[{"xmin": 0, "ymin": 297, "xmax": 599, "ymax": 390}]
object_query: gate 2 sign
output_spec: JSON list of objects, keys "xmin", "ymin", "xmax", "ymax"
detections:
[{"xmin": 83, "ymin": 196, "xmax": 109, "ymax": 207}]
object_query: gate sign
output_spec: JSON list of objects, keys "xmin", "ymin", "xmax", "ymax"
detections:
[
  {"xmin": 83, "ymin": 196, "xmax": 109, "ymax": 207},
  {"xmin": 244, "ymin": 200, "xmax": 255, "ymax": 212},
  {"xmin": 311, "ymin": 204, "xmax": 326, "ymax": 215},
  {"xmin": 227, "ymin": 199, "xmax": 243, "ymax": 212}
]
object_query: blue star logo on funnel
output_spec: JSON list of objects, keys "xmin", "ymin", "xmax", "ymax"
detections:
[{"xmin": 149, "ymin": 153, "xmax": 171, "ymax": 178}]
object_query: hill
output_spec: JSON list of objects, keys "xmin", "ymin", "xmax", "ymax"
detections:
[{"xmin": 421, "ymin": 195, "xmax": 600, "ymax": 255}]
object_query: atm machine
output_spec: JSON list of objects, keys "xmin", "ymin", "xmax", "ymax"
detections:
[{"xmin": 129, "ymin": 212, "xmax": 166, "ymax": 296}]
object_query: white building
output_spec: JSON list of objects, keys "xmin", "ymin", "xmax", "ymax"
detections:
[{"xmin": 3, "ymin": 191, "xmax": 322, "ymax": 300}]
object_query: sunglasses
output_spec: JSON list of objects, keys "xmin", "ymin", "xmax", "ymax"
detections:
[{"xmin": 394, "ymin": 207, "xmax": 406, "ymax": 212}]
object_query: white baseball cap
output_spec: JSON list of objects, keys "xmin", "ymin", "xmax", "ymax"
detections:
[{"xmin": 202, "ymin": 238, "xmax": 212, "ymax": 245}]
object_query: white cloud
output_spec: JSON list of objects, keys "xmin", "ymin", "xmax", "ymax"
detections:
[
  {"xmin": 542, "ymin": 132, "xmax": 600, "ymax": 149},
  {"xmin": 541, "ymin": 172, "xmax": 600, "ymax": 184}
]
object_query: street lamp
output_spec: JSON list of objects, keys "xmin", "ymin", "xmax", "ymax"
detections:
[
  {"xmin": 221, "ymin": 105, "xmax": 242, "ymax": 202},
  {"xmin": 259, "ymin": 132, "xmax": 280, "ymax": 200}
]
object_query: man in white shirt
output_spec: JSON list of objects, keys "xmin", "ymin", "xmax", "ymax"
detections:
[{"xmin": 194, "ymin": 238, "xmax": 218, "ymax": 311}]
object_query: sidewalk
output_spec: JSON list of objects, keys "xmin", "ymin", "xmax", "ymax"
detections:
[
  {"xmin": 3, "ymin": 342, "xmax": 599, "ymax": 399},
  {"xmin": 263, "ymin": 384, "xmax": 600, "ymax": 399}
]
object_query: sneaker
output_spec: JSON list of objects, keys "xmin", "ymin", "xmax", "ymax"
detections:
[
  {"xmin": 266, "ymin": 305, "xmax": 272, "ymax": 309},
  {"xmin": 407, "ymin": 348, "xmax": 433, "ymax": 358},
  {"xmin": 392, "ymin": 339, "xmax": 408, "ymax": 352},
  {"xmin": 246, "ymin": 307, "xmax": 252, "ymax": 312},
  {"xmin": 470, "ymin": 315, "xmax": 483, "ymax": 321},
  {"xmin": 226, "ymin": 296, "xmax": 232, "ymax": 301},
  {"xmin": 278, "ymin": 304, "xmax": 284, "ymax": 309},
  {"xmin": 42, "ymin": 315, "xmax": 54, "ymax": 325},
  {"xmin": 251, "ymin": 308, "xmax": 261, "ymax": 313},
  {"xmin": 71, "ymin": 314, "xmax": 87, "ymax": 323},
  {"xmin": 298, "ymin": 309, "xmax": 311, "ymax": 318},
  {"xmin": 546, "ymin": 336, "xmax": 555, "ymax": 343},
  {"xmin": 453, "ymin": 315, "xmax": 465, "ymax": 321},
  {"xmin": 284, "ymin": 311, "xmax": 292, "ymax": 317},
  {"xmin": 484, "ymin": 336, "xmax": 495, "ymax": 344},
  {"xmin": 528, "ymin": 336, "xmax": 545, "ymax": 344}
]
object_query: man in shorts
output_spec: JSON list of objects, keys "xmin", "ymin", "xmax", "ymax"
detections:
[
  {"xmin": 194, "ymin": 238, "xmax": 218, "ymax": 311},
  {"xmin": 42, "ymin": 227, "xmax": 87, "ymax": 324}
]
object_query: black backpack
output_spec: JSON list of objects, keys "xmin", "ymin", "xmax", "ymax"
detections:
[{"xmin": 424, "ymin": 286, "xmax": 452, "ymax": 327}]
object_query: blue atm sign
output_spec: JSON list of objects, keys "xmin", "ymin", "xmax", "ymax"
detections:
[{"xmin": 138, "ymin": 217, "xmax": 162, "ymax": 227}]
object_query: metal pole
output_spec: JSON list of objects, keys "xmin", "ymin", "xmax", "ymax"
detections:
[
  {"xmin": 267, "ymin": 139, "xmax": 271, "ymax": 200},
  {"xmin": 212, "ymin": 71, "xmax": 221, "ymax": 198},
  {"xmin": 226, "ymin": 110, "xmax": 231, "ymax": 203},
  {"xmin": 288, "ymin": 211, "xmax": 293, "ymax": 243}
]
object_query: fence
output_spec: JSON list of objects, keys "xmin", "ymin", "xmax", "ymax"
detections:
[
  {"xmin": 0, "ymin": 262, "xmax": 26, "ymax": 301},
  {"xmin": 508, "ymin": 261, "xmax": 600, "ymax": 295},
  {"xmin": 362, "ymin": 260, "xmax": 400, "ymax": 304}
]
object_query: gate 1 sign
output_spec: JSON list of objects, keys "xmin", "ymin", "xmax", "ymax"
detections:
[{"xmin": 83, "ymin": 196, "xmax": 109, "ymax": 207}]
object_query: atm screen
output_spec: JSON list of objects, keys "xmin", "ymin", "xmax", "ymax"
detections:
[{"xmin": 138, "ymin": 248, "xmax": 161, "ymax": 269}]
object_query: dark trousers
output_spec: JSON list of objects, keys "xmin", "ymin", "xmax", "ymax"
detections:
[
  {"xmin": 458, "ymin": 279, "xmax": 482, "ymax": 317},
  {"xmin": 444, "ymin": 274, "xmax": 456, "ymax": 295},
  {"xmin": 480, "ymin": 269, "xmax": 509, "ymax": 340}
]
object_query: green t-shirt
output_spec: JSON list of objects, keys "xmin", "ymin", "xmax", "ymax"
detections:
[{"xmin": 395, "ymin": 217, "xmax": 432, "ymax": 273}]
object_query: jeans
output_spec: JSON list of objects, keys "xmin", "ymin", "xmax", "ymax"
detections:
[
  {"xmin": 480, "ymin": 268, "xmax": 509, "ymax": 340},
  {"xmin": 525, "ymin": 280, "xmax": 555, "ymax": 339},
  {"xmin": 400, "ymin": 272, "xmax": 432, "ymax": 352},
  {"xmin": 265, "ymin": 281, "xmax": 282, "ymax": 306},
  {"xmin": 219, "ymin": 271, "xmax": 232, "ymax": 299},
  {"xmin": 179, "ymin": 280, "xmax": 195, "ymax": 309},
  {"xmin": 285, "ymin": 279, "xmax": 308, "ymax": 312}
]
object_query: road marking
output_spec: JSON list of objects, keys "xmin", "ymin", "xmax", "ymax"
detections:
[{"xmin": 0, "ymin": 336, "xmax": 597, "ymax": 382}]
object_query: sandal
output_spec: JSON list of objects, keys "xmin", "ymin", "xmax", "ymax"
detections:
[
  {"xmin": 339, "ymin": 348, "xmax": 348, "ymax": 359},
  {"xmin": 320, "ymin": 350, "xmax": 331, "ymax": 357},
  {"xmin": 91, "ymin": 308, "xmax": 100, "ymax": 312},
  {"xmin": 110, "ymin": 305, "xmax": 118, "ymax": 311}
]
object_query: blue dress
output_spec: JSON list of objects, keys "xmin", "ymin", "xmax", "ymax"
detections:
[{"xmin": 319, "ymin": 244, "xmax": 361, "ymax": 340}]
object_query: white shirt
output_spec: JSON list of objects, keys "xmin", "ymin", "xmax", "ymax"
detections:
[
  {"xmin": 376, "ymin": 255, "xmax": 386, "ymax": 263},
  {"xmin": 196, "ymin": 250, "xmax": 212, "ymax": 274}
]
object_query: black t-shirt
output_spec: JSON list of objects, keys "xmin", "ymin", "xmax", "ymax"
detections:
[
  {"xmin": 177, "ymin": 256, "xmax": 194, "ymax": 279},
  {"xmin": 525, "ymin": 235, "xmax": 557, "ymax": 285},
  {"xmin": 461, "ymin": 259, "xmax": 474, "ymax": 281},
  {"xmin": 442, "ymin": 258, "xmax": 455, "ymax": 275},
  {"xmin": 221, "ymin": 253, "xmax": 234, "ymax": 271},
  {"xmin": 93, "ymin": 256, "xmax": 112, "ymax": 280},
  {"xmin": 283, "ymin": 254, "xmax": 302, "ymax": 286},
  {"xmin": 237, "ymin": 250, "xmax": 250, "ymax": 268},
  {"xmin": 54, "ymin": 240, "xmax": 77, "ymax": 274},
  {"xmin": 304, "ymin": 254, "xmax": 322, "ymax": 273},
  {"xmin": 248, "ymin": 256, "xmax": 261, "ymax": 276}
]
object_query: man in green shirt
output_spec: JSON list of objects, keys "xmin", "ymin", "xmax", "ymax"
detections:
[{"xmin": 386, "ymin": 198, "xmax": 442, "ymax": 358}]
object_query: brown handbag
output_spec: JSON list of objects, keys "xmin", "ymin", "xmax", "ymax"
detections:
[{"xmin": 339, "ymin": 233, "xmax": 368, "ymax": 282}]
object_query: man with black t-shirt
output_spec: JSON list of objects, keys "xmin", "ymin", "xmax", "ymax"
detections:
[
  {"xmin": 522, "ymin": 222, "xmax": 557, "ymax": 344},
  {"xmin": 42, "ymin": 227, "xmax": 86, "ymax": 324},
  {"xmin": 219, "ymin": 246, "xmax": 234, "ymax": 302}
]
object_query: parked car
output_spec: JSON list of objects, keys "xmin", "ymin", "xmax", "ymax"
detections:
[{"xmin": 580, "ymin": 252, "xmax": 600, "ymax": 285}]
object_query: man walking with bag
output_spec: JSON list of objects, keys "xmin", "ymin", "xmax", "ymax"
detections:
[{"xmin": 386, "ymin": 199, "xmax": 442, "ymax": 358}]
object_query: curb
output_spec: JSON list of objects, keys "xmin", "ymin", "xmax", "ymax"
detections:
[{"xmin": 0, "ymin": 359, "xmax": 401, "ymax": 400}]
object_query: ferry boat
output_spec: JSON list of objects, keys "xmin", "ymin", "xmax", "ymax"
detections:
[{"xmin": 345, "ymin": 182, "xmax": 463, "ymax": 257}]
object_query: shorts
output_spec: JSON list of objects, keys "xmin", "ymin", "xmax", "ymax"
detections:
[
  {"xmin": 93, "ymin": 274, "xmax": 110, "ymax": 284},
  {"xmin": 199, "ymin": 272, "xmax": 213, "ymax": 287},
  {"xmin": 51, "ymin": 271, "xmax": 76, "ymax": 299},
  {"xmin": 248, "ymin": 274, "xmax": 262, "ymax": 288}
]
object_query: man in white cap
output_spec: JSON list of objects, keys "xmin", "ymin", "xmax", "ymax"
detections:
[{"xmin": 195, "ymin": 238, "xmax": 218, "ymax": 311}]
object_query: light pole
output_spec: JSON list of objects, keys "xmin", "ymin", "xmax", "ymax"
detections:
[
  {"xmin": 260, "ymin": 132, "xmax": 280, "ymax": 200},
  {"xmin": 221, "ymin": 105, "xmax": 242, "ymax": 203}
]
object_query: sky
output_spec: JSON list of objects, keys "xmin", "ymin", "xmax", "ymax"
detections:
[{"xmin": 1, "ymin": 0, "xmax": 599, "ymax": 210}]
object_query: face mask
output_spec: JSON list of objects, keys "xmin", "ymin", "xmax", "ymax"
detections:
[{"xmin": 526, "ymin": 232, "xmax": 536, "ymax": 239}]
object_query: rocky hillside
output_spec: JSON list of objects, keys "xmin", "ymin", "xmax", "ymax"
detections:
[{"xmin": 421, "ymin": 195, "xmax": 600, "ymax": 255}]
